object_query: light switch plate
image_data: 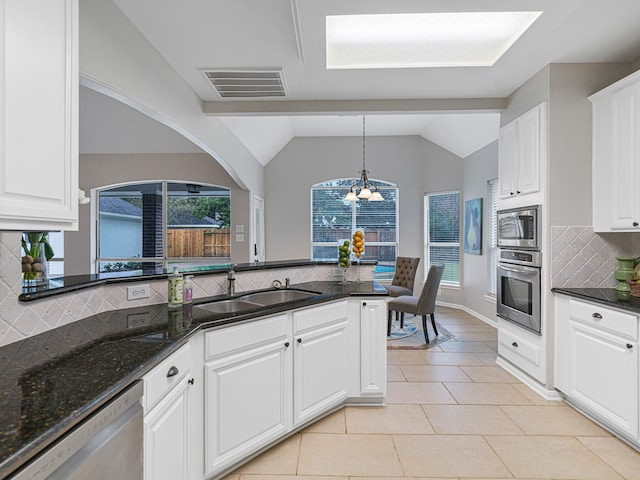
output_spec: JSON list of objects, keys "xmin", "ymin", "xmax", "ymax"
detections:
[{"xmin": 127, "ymin": 284, "xmax": 150, "ymax": 300}]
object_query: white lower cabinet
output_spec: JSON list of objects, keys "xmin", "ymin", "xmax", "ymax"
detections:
[
  {"xmin": 293, "ymin": 301, "xmax": 349, "ymax": 425},
  {"xmin": 140, "ymin": 297, "xmax": 387, "ymax": 479},
  {"xmin": 497, "ymin": 319, "xmax": 546, "ymax": 384},
  {"xmin": 555, "ymin": 295, "xmax": 639, "ymax": 443},
  {"xmin": 204, "ymin": 314, "xmax": 292, "ymax": 477},
  {"xmin": 144, "ymin": 376, "xmax": 191, "ymax": 480},
  {"xmin": 202, "ymin": 298, "xmax": 386, "ymax": 479},
  {"xmin": 142, "ymin": 344, "xmax": 194, "ymax": 480},
  {"xmin": 358, "ymin": 299, "xmax": 387, "ymax": 396}
]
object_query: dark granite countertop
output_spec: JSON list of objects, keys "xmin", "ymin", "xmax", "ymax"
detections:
[
  {"xmin": 19, "ymin": 259, "xmax": 377, "ymax": 302},
  {"xmin": 552, "ymin": 287, "xmax": 640, "ymax": 314},
  {"xmin": 0, "ymin": 280, "xmax": 386, "ymax": 478}
]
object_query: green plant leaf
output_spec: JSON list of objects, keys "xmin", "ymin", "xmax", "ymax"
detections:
[{"xmin": 44, "ymin": 242, "xmax": 55, "ymax": 261}]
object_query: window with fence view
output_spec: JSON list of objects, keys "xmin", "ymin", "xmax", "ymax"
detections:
[
  {"xmin": 97, "ymin": 181, "xmax": 231, "ymax": 275},
  {"xmin": 311, "ymin": 179, "xmax": 398, "ymax": 281}
]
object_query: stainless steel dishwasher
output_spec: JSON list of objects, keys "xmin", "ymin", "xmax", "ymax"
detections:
[{"xmin": 9, "ymin": 382, "xmax": 143, "ymax": 480}]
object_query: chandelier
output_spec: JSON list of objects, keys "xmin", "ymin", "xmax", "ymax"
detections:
[{"xmin": 344, "ymin": 115, "xmax": 384, "ymax": 202}]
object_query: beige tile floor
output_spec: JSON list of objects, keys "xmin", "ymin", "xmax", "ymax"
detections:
[{"xmin": 223, "ymin": 307, "xmax": 640, "ymax": 480}]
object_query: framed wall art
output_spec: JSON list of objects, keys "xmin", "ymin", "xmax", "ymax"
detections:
[{"xmin": 464, "ymin": 198, "xmax": 482, "ymax": 255}]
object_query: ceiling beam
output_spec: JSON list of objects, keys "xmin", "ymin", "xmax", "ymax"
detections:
[{"xmin": 202, "ymin": 98, "xmax": 507, "ymax": 116}]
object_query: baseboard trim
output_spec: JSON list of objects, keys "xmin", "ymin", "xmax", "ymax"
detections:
[
  {"xmin": 496, "ymin": 356, "xmax": 563, "ymax": 401},
  {"xmin": 436, "ymin": 300, "xmax": 498, "ymax": 329}
]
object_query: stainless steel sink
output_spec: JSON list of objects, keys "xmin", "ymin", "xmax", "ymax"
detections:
[
  {"xmin": 196, "ymin": 298, "xmax": 263, "ymax": 314},
  {"xmin": 240, "ymin": 289, "xmax": 320, "ymax": 305},
  {"xmin": 195, "ymin": 288, "xmax": 321, "ymax": 315}
]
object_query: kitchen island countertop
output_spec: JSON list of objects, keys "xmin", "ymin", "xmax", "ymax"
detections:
[{"xmin": 0, "ymin": 280, "xmax": 386, "ymax": 478}]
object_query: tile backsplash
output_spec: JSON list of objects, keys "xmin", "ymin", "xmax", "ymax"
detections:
[
  {"xmin": 0, "ymin": 231, "xmax": 372, "ymax": 348},
  {"xmin": 550, "ymin": 226, "xmax": 640, "ymax": 288}
]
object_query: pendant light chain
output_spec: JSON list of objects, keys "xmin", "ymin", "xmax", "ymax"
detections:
[
  {"xmin": 362, "ymin": 115, "xmax": 366, "ymax": 175},
  {"xmin": 343, "ymin": 113, "xmax": 383, "ymax": 202}
]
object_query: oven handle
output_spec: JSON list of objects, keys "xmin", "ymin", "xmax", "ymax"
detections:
[{"xmin": 498, "ymin": 264, "xmax": 539, "ymax": 275}]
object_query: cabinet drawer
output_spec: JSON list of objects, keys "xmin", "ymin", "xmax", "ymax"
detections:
[
  {"xmin": 143, "ymin": 343, "xmax": 190, "ymax": 412},
  {"xmin": 499, "ymin": 328, "xmax": 540, "ymax": 369},
  {"xmin": 294, "ymin": 300, "xmax": 348, "ymax": 334},
  {"xmin": 569, "ymin": 299, "xmax": 638, "ymax": 340},
  {"xmin": 205, "ymin": 313, "xmax": 289, "ymax": 360}
]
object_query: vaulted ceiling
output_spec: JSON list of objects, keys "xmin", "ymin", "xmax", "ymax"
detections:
[{"xmin": 85, "ymin": 0, "xmax": 640, "ymax": 163}]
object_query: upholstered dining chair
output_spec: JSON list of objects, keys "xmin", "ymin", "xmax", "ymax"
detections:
[
  {"xmin": 385, "ymin": 257, "xmax": 420, "ymax": 326},
  {"xmin": 387, "ymin": 264, "xmax": 445, "ymax": 343}
]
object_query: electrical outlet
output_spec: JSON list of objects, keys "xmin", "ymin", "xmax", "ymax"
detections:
[
  {"xmin": 127, "ymin": 284, "xmax": 150, "ymax": 300},
  {"xmin": 127, "ymin": 312, "xmax": 150, "ymax": 328}
]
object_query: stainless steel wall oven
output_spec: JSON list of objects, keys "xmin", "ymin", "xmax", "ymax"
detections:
[{"xmin": 497, "ymin": 248, "xmax": 542, "ymax": 335}]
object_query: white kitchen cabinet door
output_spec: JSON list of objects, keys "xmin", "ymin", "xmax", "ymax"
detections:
[
  {"xmin": 204, "ymin": 315, "xmax": 292, "ymax": 477},
  {"xmin": 591, "ymin": 70, "xmax": 640, "ymax": 232},
  {"xmin": 359, "ymin": 299, "xmax": 387, "ymax": 397},
  {"xmin": 498, "ymin": 121, "xmax": 518, "ymax": 198},
  {"xmin": 498, "ymin": 103, "xmax": 545, "ymax": 203},
  {"xmin": 516, "ymin": 106, "xmax": 542, "ymax": 196},
  {"xmin": 567, "ymin": 320, "xmax": 639, "ymax": 439},
  {"xmin": 0, "ymin": 0, "xmax": 79, "ymax": 230},
  {"xmin": 609, "ymin": 82, "xmax": 640, "ymax": 230},
  {"xmin": 293, "ymin": 301, "xmax": 349, "ymax": 426},
  {"xmin": 144, "ymin": 375, "xmax": 191, "ymax": 480}
]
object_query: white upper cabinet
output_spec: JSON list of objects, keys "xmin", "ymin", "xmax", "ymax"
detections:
[
  {"xmin": 591, "ymin": 70, "xmax": 640, "ymax": 232},
  {"xmin": 498, "ymin": 102, "xmax": 546, "ymax": 204},
  {"xmin": 0, "ymin": 0, "xmax": 79, "ymax": 231}
]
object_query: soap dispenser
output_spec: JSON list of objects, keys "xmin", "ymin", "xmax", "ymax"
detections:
[{"xmin": 183, "ymin": 275, "xmax": 193, "ymax": 304}]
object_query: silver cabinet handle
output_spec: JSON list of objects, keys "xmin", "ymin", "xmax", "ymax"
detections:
[
  {"xmin": 167, "ymin": 366, "xmax": 179, "ymax": 378},
  {"xmin": 592, "ymin": 313, "xmax": 602, "ymax": 319}
]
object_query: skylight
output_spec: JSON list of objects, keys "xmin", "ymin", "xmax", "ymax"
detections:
[{"xmin": 326, "ymin": 11, "xmax": 543, "ymax": 69}]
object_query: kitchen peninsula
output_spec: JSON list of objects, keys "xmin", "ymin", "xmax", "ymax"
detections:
[{"xmin": 1, "ymin": 260, "xmax": 388, "ymax": 479}]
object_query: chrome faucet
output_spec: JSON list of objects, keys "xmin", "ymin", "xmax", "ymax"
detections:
[{"xmin": 226, "ymin": 265, "xmax": 236, "ymax": 296}]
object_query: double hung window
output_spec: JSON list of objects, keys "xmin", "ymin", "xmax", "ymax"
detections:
[{"xmin": 424, "ymin": 191, "xmax": 461, "ymax": 286}]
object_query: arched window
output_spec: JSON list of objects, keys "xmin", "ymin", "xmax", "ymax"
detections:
[
  {"xmin": 96, "ymin": 181, "xmax": 230, "ymax": 274},
  {"xmin": 311, "ymin": 179, "xmax": 398, "ymax": 281}
]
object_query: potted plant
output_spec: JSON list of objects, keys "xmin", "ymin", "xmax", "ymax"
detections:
[{"xmin": 21, "ymin": 232, "xmax": 54, "ymax": 283}]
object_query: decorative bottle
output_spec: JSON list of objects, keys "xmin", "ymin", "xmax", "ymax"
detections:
[
  {"xmin": 183, "ymin": 275, "xmax": 193, "ymax": 304},
  {"xmin": 168, "ymin": 267, "xmax": 184, "ymax": 308}
]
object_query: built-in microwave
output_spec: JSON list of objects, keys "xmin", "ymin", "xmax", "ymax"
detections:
[{"xmin": 497, "ymin": 205, "xmax": 540, "ymax": 249}]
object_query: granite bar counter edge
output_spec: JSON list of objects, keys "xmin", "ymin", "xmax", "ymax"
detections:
[{"xmin": 18, "ymin": 259, "xmax": 377, "ymax": 302}]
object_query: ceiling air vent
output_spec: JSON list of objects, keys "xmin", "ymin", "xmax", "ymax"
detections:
[{"xmin": 201, "ymin": 69, "xmax": 287, "ymax": 98}]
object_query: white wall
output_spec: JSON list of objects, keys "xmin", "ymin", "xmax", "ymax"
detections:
[{"xmin": 461, "ymin": 141, "xmax": 499, "ymax": 321}]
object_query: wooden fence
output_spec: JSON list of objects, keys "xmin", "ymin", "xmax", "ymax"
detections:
[{"xmin": 167, "ymin": 228, "xmax": 230, "ymax": 258}]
